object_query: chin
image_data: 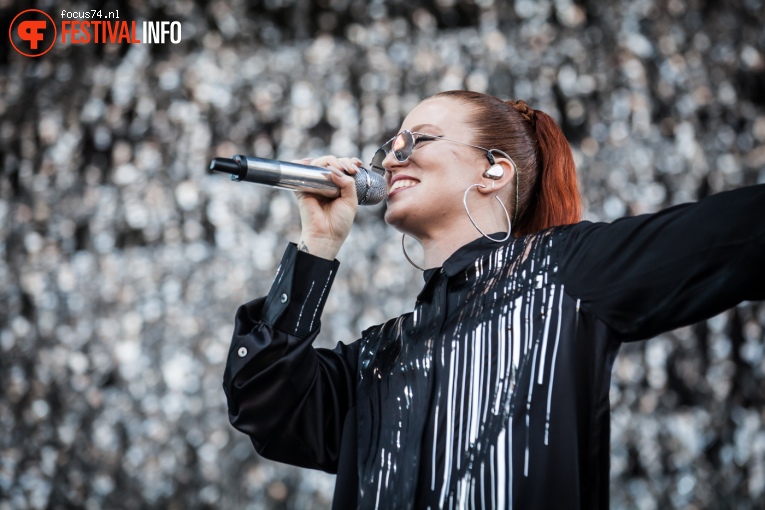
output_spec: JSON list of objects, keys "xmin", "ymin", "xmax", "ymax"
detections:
[
  {"xmin": 384, "ymin": 204, "xmax": 414, "ymax": 232},
  {"xmin": 383, "ymin": 207, "xmax": 402, "ymax": 228}
]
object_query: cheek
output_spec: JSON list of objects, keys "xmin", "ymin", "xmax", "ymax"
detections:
[{"xmin": 427, "ymin": 165, "xmax": 476, "ymax": 193}]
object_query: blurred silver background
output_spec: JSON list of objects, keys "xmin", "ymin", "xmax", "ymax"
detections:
[{"xmin": 1, "ymin": 0, "xmax": 765, "ymax": 508}]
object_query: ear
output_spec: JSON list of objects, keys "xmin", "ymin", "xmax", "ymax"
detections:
[{"xmin": 475, "ymin": 157, "xmax": 517, "ymax": 196}]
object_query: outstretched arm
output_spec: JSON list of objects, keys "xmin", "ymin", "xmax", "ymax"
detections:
[{"xmin": 560, "ymin": 184, "xmax": 765, "ymax": 341}]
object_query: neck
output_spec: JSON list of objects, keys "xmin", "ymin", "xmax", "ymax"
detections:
[
  {"xmin": 404, "ymin": 195, "xmax": 510, "ymax": 269},
  {"xmin": 418, "ymin": 223, "xmax": 484, "ymax": 269}
]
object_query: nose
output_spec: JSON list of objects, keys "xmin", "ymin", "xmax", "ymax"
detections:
[
  {"xmin": 381, "ymin": 148, "xmax": 408, "ymax": 177},
  {"xmin": 380, "ymin": 149, "xmax": 396, "ymax": 169},
  {"xmin": 381, "ymin": 153, "xmax": 401, "ymax": 185}
]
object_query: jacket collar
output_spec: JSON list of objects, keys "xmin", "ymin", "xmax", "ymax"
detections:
[
  {"xmin": 418, "ymin": 233, "xmax": 509, "ymax": 302},
  {"xmin": 422, "ymin": 233, "xmax": 509, "ymax": 281}
]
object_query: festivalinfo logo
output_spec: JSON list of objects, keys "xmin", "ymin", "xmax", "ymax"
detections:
[{"xmin": 9, "ymin": 8, "xmax": 183, "ymax": 58}]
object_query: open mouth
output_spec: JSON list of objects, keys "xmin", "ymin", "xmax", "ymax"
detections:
[{"xmin": 389, "ymin": 178, "xmax": 419, "ymax": 193}]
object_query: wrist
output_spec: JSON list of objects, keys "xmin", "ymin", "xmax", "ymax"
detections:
[{"xmin": 297, "ymin": 236, "xmax": 343, "ymax": 261}]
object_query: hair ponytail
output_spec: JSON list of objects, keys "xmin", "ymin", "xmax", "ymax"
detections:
[
  {"xmin": 512, "ymin": 109, "xmax": 581, "ymax": 236},
  {"xmin": 431, "ymin": 90, "xmax": 582, "ymax": 237}
]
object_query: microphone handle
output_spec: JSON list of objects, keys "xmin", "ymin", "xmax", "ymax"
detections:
[
  {"xmin": 210, "ymin": 155, "xmax": 387, "ymax": 205},
  {"xmin": 236, "ymin": 156, "xmax": 340, "ymax": 198}
]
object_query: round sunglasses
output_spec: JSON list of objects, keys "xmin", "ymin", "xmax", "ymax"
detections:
[{"xmin": 370, "ymin": 130, "xmax": 496, "ymax": 174}]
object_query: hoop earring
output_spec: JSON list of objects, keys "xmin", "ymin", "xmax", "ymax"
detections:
[
  {"xmin": 401, "ymin": 234, "xmax": 425, "ymax": 271},
  {"xmin": 463, "ymin": 184, "xmax": 512, "ymax": 243}
]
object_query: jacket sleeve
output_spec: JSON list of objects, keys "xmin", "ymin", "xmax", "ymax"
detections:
[
  {"xmin": 222, "ymin": 243, "xmax": 359, "ymax": 473},
  {"xmin": 560, "ymin": 184, "xmax": 765, "ymax": 341}
]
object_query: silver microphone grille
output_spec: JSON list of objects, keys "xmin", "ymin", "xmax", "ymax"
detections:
[{"xmin": 355, "ymin": 168, "xmax": 388, "ymax": 206}]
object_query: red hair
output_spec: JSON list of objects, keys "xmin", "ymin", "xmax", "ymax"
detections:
[{"xmin": 432, "ymin": 91, "xmax": 581, "ymax": 236}]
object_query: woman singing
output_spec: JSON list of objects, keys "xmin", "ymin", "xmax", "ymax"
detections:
[{"xmin": 222, "ymin": 90, "xmax": 765, "ymax": 509}]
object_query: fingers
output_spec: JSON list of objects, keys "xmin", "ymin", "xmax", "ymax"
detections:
[
  {"xmin": 305, "ymin": 155, "xmax": 362, "ymax": 175},
  {"xmin": 348, "ymin": 157, "xmax": 363, "ymax": 174},
  {"xmin": 292, "ymin": 155, "xmax": 365, "ymax": 206},
  {"xmin": 300, "ymin": 155, "xmax": 364, "ymax": 203}
]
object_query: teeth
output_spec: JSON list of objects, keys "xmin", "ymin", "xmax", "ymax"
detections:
[{"xmin": 390, "ymin": 179, "xmax": 418, "ymax": 192}]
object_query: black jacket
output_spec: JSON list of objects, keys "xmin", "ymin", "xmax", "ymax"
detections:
[{"xmin": 223, "ymin": 185, "xmax": 765, "ymax": 509}]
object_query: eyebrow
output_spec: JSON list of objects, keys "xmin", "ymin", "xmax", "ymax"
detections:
[{"xmin": 409, "ymin": 124, "xmax": 442, "ymax": 134}]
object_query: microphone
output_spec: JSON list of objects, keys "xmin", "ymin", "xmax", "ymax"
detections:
[{"xmin": 209, "ymin": 156, "xmax": 387, "ymax": 206}]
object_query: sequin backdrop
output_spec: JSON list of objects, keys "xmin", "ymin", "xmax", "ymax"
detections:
[{"xmin": 1, "ymin": 0, "xmax": 765, "ymax": 508}]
